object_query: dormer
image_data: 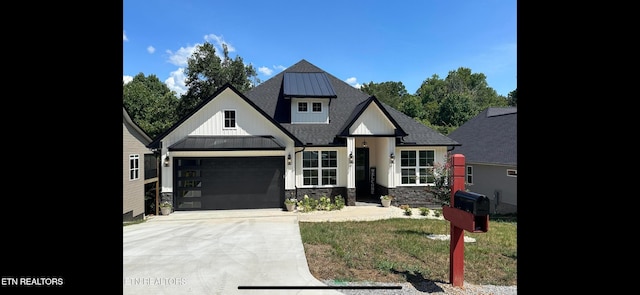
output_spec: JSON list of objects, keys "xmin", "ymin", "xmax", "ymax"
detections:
[{"xmin": 283, "ymin": 72, "xmax": 336, "ymax": 124}]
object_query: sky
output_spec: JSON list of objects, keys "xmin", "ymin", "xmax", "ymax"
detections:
[{"xmin": 123, "ymin": 0, "xmax": 516, "ymax": 97}]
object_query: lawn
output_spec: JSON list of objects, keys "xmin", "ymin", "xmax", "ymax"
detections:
[{"xmin": 299, "ymin": 214, "xmax": 516, "ymax": 286}]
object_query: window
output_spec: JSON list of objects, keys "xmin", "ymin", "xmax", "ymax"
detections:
[
  {"xmin": 507, "ymin": 169, "xmax": 517, "ymax": 177},
  {"xmin": 400, "ymin": 150, "xmax": 435, "ymax": 185},
  {"xmin": 298, "ymin": 102, "xmax": 308, "ymax": 112},
  {"xmin": 467, "ymin": 166, "xmax": 474, "ymax": 184},
  {"xmin": 129, "ymin": 154, "xmax": 140, "ymax": 180},
  {"xmin": 302, "ymin": 151, "xmax": 337, "ymax": 186},
  {"xmin": 312, "ymin": 102, "xmax": 322, "ymax": 112},
  {"xmin": 224, "ymin": 110, "xmax": 236, "ymax": 128}
]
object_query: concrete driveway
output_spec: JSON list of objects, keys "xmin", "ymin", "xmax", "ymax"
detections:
[{"xmin": 123, "ymin": 209, "xmax": 343, "ymax": 295}]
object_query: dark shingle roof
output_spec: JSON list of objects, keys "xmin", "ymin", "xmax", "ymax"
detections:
[
  {"xmin": 447, "ymin": 107, "xmax": 517, "ymax": 166},
  {"xmin": 244, "ymin": 59, "xmax": 459, "ymax": 147}
]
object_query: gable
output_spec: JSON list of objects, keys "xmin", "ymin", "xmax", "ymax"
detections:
[
  {"xmin": 148, "ymin": 84, "xmax": 303, "ymax": 149},
  {"xmin": 162, "ymin": 87, "xmax": 295, "ymax": 149},
  {"xmin": 349, "ymin": 102, "xmax": 396, "ymax": 135}
]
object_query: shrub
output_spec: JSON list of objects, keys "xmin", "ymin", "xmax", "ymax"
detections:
[
  {"xmin": 334, "ymin": 195, "xmax": 345, "ymax": 210},
  {"xmin": 296, "ymin": 194, "xmax": 345, "ymax": 212},
  {"xmin": 400, "ymin": 205, "xmax": 412, "ymax": 216}
]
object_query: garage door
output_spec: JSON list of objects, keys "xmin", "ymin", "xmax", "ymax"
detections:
[{"xmin": 174, "ymin": 157, "xmax": 284, "ymax": 210}]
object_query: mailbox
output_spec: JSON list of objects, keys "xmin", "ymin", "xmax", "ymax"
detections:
[{"xmin": 453, "ymin": 191, "xmax": 489, "ymax": 216}]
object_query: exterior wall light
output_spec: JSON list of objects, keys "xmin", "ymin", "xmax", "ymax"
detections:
[
  {"xmin": 349, "ymin": 152, "xmax": 353, "ymax": 164},
  {"xmin": 362, "ymin": 140, "xmax": 367, "ymax": 148},
  {"xmin": 164, "ymin": 154, "xmax": 170, "ymax": 167},
  {"xmin": 287, "ymin": 154, "xmax": 292, "ymax": 165},
  {"xmin": 390, "ymin": 153, "xmax": 395, "ymax": 164}
]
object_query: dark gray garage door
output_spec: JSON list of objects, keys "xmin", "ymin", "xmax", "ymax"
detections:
[{"xmin": 174, "ymin": 157, "xmax": 284, "ymax": 210}]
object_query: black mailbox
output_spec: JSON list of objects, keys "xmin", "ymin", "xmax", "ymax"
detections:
[{"xmin": 454, "ymin": 190, "xmax": 489, "ymax": 216}]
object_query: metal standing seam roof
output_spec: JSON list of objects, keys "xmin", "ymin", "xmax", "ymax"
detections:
[
  {"xmin": 283, "ymin": 72, "xmax": 337, "ymax": 98},
  {"xmin": 168, "ymin": 136, "xmax": 286, "ymax": 151}
]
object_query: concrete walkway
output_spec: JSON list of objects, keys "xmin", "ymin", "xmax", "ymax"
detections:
[{"xmin": 123, "ymin": 205, "xmax": 444, "ymax": 295}]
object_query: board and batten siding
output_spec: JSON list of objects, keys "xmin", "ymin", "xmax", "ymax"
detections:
[
  {"xmin": 123, "ymin": 120, "xmax": 150, "ymax": 219},
  {"xmin": 290, "ymin": 98, "xmax": 329, "ymax": 124},
  {"xmin": 349, "ymin": 104, "xmax": 395, "ymax": 135},
  {"xmin": 159, "ymin": 88, "xmax": 296, "ymax": 194}
]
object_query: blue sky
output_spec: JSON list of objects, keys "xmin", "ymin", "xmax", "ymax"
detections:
[{"xmin": 123, "ymin": 0, "xmax": 516, "ymax": 97}]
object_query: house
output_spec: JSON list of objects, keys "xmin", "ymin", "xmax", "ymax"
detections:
[
  {"xmin": 447, "ymin": 107, "xmax": 517, "ymax": 214},
  {"xmin": 148, "ymin": 59, "xmax": 460, "ymax": 210},
  {"xmin": 123, "ymin": 106, "xmax": 158, "ymax": 221}
]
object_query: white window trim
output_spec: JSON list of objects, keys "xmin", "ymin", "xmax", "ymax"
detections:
[
  {"xmin": 301, "ymin": 150, "xmax": 338, "ymax": 187},
  {"xmin": 506, "ymin": 169, "xmax": 517, "ymax": 177},
  {"xmin": 129, "ymin": 154, "xmax": 140, "ymax": 181},
  {"xmin": 223, "ymin": 109, "xmax": 237, "ymax": 129},
  {"xmin": 311, "ymin": 102, "xmax": 322, "ymax": 112},
  {"xmin": 297, "ymin": 102, "xmax": 308, "ymax": 113},
  {"xmin": 398, "ymin": 149, "xmax": 436, "ymax": 186}
]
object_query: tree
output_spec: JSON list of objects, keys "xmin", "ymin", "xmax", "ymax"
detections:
[
  {"xmin": 177, "ymin": 42, "xmax": 260, "ymax": 118},
  {"xmin": 437, "ymin": 92, "xmax": 475, "ymax": 127},
  {"xmin": 360, "ymin": 81, "xmax": 409, "ymax": 111},
  {"xmin": 415, "ymin": 67, "xmax": 508, "ymax": 132},
  {"xmin": 123, "ymin": 73, "xmax": 179, "ymax": 139},
  {"xmin": 507, "ymin": 88, "xmax": 517, "ymax": 106},
  {"xmin": 415, "ymin": 74, "xmax": 447, "ymax": 124},
  {"xmin": 399, "ymin": 95, "xmax": 425, "ymax": 119}
]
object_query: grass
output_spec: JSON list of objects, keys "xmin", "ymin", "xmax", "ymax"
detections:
[{"xmin": 299, "ymin": 213, "xmax": 516, "ymax": 286}]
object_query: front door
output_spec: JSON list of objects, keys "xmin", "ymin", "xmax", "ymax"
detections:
[{"xmin": 355, "ymin": 148, "xmax": 371, "ymax": 201}]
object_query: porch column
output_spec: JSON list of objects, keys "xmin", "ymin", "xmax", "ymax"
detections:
[{"xmin": 346, "ymin": 137, "xmax": 356, "ymax": 205}]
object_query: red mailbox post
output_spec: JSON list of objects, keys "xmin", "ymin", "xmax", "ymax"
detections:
[{"xmin": 442, "ymin": 154, "xmax": 489, "ymax": 287}]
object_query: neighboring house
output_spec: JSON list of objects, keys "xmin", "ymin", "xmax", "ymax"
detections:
[
  {"xmin": 148, "ymin": 59, "xmax": 459, "ymax": 211},
  {"xmin": 447, "ymin": 107, "xmax": 517, "ymax": 214},
  {"xmin": 123, "ymin": 106, "xmax": 158, "ymax": 221}
]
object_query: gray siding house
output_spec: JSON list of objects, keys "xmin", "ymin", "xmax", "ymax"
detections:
[
  {"xmin": 447, "ymin": 107, "xmax": 517, "ymax": 214},
  {"xmin": 123, "ymin": 106, "xmax": 157, "ymax": 221},
  {"xmin": 148, "ymin": 60, "xmax": 460, "ymax": 210}
]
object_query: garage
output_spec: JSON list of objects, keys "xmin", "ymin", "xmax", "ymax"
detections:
[{"xmin": 174, "ymin": 156, "xmax": 284, "ymax": 210}]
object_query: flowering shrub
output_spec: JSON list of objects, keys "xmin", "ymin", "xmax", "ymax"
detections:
[
  {"xmin": 425, "ymin": 155, "xmax": 452, "ymax": 206},
  {"xmin": 333, "ymin": 195, "xmax": 345, "ymax": 210},
  {"xmin": 284, "ymin": 198, "xmax": 297, "ymax": 205},
  {"xmin": 296, "ymin": 194, "xmax": 345, "ymax": 212},
  {"xmin": 297, "ymin": 195, "xmax": 317, "ymax": 212},
  {"xmin": 159, "ymin": 201, "xmax": 172, "ymax": 208}
]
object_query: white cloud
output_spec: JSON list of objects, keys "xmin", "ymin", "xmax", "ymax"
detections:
[
  {"xmin": 165, "ymin": 68, "xmax": 187, "ymax": 96},
  {"xmin": 123, "ymin": 75, "xmax": 133, "ymax": 84},
  {"xmin": 204, "ymin": 34, "xmax": 235, "ymax": 53},
  {"xmin": 166, "ymin": 45, "xmax": 197, "ymax": 67},
  {"xmin": 258, "ymin": 65, "xmax": 286, "ymax": 77},
  {"xmin": 123, "ymin": 31, "xmax": 128, "ymax": 41},
  {"xmin": 345, "ymin": 77, "xmax": 361, "ymax": 89},
  {"xmin": 147, "ymin": 46, "xmax": 155, "ymax": 54},
  {"xmin": 258, "ymin": 66, "xmax": 273, "ymax": 76}
]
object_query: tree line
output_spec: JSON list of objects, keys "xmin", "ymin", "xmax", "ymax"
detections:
[{"xmin": 123, "ymin": 41, "xmax": 517, "ymax": 139}]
